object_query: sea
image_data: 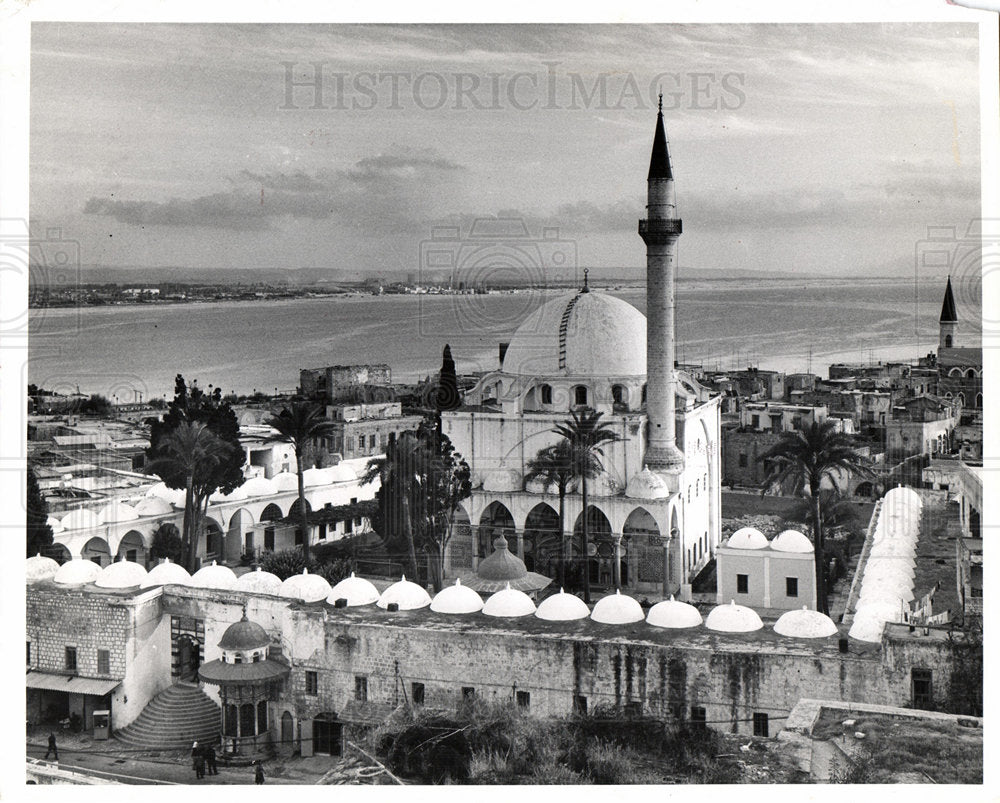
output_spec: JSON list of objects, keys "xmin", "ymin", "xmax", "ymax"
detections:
[{"xmin": 27, "ymin": 277, "xmax": 981, "ymax": 401}]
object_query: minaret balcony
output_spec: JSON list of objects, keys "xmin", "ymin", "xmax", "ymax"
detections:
[{"xmin": 639, "ymin": 219, "xmax": 683, "ymax": 237}]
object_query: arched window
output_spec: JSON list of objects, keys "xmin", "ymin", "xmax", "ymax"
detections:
[
  {"xmin": 945, "ymin": 335, "xmax": 953, "ymax": 348},
  {"xmin": 540, "ymin": 384, "xmax": 553, "ymax": 405},
  {"xmin": 949, "ymin": 368, "xmax": 962, "ymax": 378},
  {"xmin": 966, "ymin": 369, "xmax": 977, "ymax": 379},
  {"xmin": 612, "ymin": 385, "xmax": 626, "ymax": 408},
  {"xmin": 574, "ymin": 385, "xmax": 588, "ymax": 407},
  {"xmin": 976, "ymin": 393, "xmax": 983, "ymax": 408},
  {"xmin": 641, "ymin": 384, "xmax": 647, "ymax": 404}
]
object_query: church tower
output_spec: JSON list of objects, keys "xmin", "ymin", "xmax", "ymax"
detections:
[
  {"xmin": 939, "ymin": 275, "xmax": 958, "ymax": 350},
  {"xmin": 639, "ymin": 97, "xmax": 685, "ymax": 473}
]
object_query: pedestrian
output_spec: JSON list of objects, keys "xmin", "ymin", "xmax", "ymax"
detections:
[
  {"xmin": 205, "ymin": 743, "xmax": 218, "ymax": 775},
  {"xmin": 192, "ymin": 741, "xmax": 205, "ymax": 780},
  {"xmin": 44, "ymin": 732, "xmax": 58, "ymax": 761},
  {"xmin": 254, "ymin": 761, "xmax": 265, "ymax": 785}
]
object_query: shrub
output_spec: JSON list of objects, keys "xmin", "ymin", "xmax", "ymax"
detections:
[{"xmin": 258, "ymin": 548, "xmax": 307, "ymax": 580}]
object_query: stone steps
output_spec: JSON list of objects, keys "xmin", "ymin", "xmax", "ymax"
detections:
[{"xmin": 114, "ymin": 683, "xmax": 221, "ymax": 750}]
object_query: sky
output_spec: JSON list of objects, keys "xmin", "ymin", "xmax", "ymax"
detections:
[{"xmin": 28, "ymin": 22, "xmax": 983, "ymax": 279}]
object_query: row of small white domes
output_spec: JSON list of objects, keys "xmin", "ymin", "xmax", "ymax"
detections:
[
  {"xmin": 725, "ymin": 528, "xmax": 814, "ymax": 553},
  {"xmin": 50, "ymin": 467, "xmax": 361, "ymax": 531}
]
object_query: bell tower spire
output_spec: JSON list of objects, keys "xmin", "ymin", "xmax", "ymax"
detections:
[
  {"xmin": 639, "ymin": 103, "xmax": 684, "ymax": 473},
  {"xmin": 939, "ymin": 275, "xmax": 958, "ymax": 350}
]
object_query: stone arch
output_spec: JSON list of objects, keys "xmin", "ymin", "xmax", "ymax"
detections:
[
  {"xmin": 571, "ymin": 384, "xmax": 590, "ymax": 408},
  {"xmin": 524, "ymin": 502, "xmax": 560, "ymax": 575},
  {"xmin": 949, "ymin": 367, "xmax": 963, "ymax": 378},
  {"xmin": 445, "ymin": 505, "xmax": 474, "ymax": 571},
  {"xmin": 976, "ymin": 393, "xmax": 983, "ymax": 408},
  {"xmin": 260, "ymin": 503, "xmax": 283, "ymax": 522},
  {"xmin": 116, "ymin": 530, "xmax": 147, "ymax": 566},
  {"xmin": 202, "ymin": 516, "xmax": 225, "ymax": 561},
  {"xmin": 479, "ymin": 501, "xmax": 515, "ymax": 557},
  {"xmin": 611, "ymin": 383, "xmax": 628, "ymax": 410},
  {"xmin": 48, "ymin": 543, "xmax": 72, "ymax": 564},
  {"xmin": 82, "ymin": 536, "xmax": 111, "ymax": 566},
  {"xmin": 957, "ymin": 392, "xmax": 966, "ymax": 406},
  {"xmin": 227, "ymin": 507, "xmax": 255, "ymax": 562},
  {"xmin": 572, "ymin": 505, "xmax": 613, "ymax": 587},
  {"xmin": 289, "ymin": 497, "xmax": 312, "ymax": 519},
  {"xmin": 966, "ymin": 368, "xmax": 978, "ymax": 379}
]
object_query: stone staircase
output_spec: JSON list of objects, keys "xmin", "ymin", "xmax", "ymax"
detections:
[{"xmin": 114, "ymin": 682, "xmax": 221, "ymax": 751}]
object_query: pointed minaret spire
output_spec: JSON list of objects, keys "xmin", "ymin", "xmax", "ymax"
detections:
[
  {"xmin": 647, "ymin": 95, "xmax": 673, "ymax": 181},
  {"xmin": 939, "ymin": 275, "xmax": 958, "ymax": 350}
]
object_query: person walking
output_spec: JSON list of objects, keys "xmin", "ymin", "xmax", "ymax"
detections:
[
  {"xmin": 44, "ymin": 732, "xmax": 58, "ymax": 761},
  {"xmin": 254, "ymin": 761, "xmax": 265, "ymax": 785},
  {"xmin": 192, "ymin": 741, "xmax": 205, "ymax": 780},
  {"xmin": 205, "ymin": 743, "xmax": 218, "ymax": 776}
]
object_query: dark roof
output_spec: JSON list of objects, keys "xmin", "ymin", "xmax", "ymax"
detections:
[
  {"xmin": 217, "ymin": 615, "xmax": 269, "ymax": 650},
  {"xmin": 940, "ymin": 276, "xmax": 958, "ymax": 323},
  {"xmin": 647, "ymin": 106, "xmax": 673, "ymax": 181},
  {"xmin": 198, "ymin": 658, "xmax": 289, "ymax": 686}
]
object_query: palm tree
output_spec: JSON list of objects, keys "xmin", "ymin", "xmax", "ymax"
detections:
[
  {"xmin": 553, "ymin": 409, "xmax": 621, "ymax": 603},
  {"xmin": 759, "ymin": 420, "xmax": 874, "ymax": 614},
  {"xmin": 525, "ymin": 439, "xmax": 578, "ymax": 588},
  {"xmin": 265, "ymin": 403, "xmax": 337, "ymax": 562},
  {"xmin": 146, "ymin": 421, "xmax": 233, "ymax": 572}
]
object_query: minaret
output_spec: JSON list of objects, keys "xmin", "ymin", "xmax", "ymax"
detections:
[
  {"xmin": 939, "ymin": 275, "xmax": 958, "ymax": 350},
  {"xmin": 640, "ymin": 97, "xmax": 685, "ymax": 472}
]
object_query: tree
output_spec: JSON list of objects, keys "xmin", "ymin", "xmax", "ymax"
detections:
[
  {"xmin": 26, "ymin": 466, "xmax": 54, "ymax": 557},
  {"xmin": 433, "ymin": 344, "xmax": 462, "ymax": 412},
  {"xmin": 552, "ymin": 410, "xmax": 621, "ymax": 603},
  {"xmin": 264, "ymin": 402, "xmax": 337, "ymax": 562},
  {"xmin": 524, "ymin": 440, "xmax": 579, "ymax": 588},
  {"xmin": 758, "ymin": 420, "xmax": 874, "ymax": 614},
  {"xmin": 150, "ymin": 522, "xmax": 183, "ymax": 564},
  {"xmin": 146, "ymin": 376, "xmax": 244, "ymax": 571},
  {"xmin": 363, "ymin": 420, "xmax": 471, "ymax": 590}
]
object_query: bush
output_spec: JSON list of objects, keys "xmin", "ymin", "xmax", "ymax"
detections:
[
  {"xmin": 313, "ymin": 558, "xmax": 352, "ymax": 585},
  {"xmin": 258, "ymin": 548, "xmax": 307, "ymax": 580}
]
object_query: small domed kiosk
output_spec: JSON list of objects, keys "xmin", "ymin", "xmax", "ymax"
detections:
[
  {"xmin": 327, "ymin": 573, "xmax": 380, "ymax": 607},
  {"xmin": 431, "ymin": 579, "xmax": 484, "ymax": 614},
  {"xmin": 590, "ymin": 590, "xmax": 644, "ymax": 624},
  {"xmin": 646, "ymin": 595, "xmax": 702, "ymax": 629},
  {"xmin": 464, "ymin": 536, "xmax": 551, "ymax": 594},
  {"xmin": 199, "ymin": 612, "xmax": 290, "ymax": 763},
  {"xmin": 535, "ymin": 588, "xmax": 590, "ymax": 621},
  {"xmin": 141, "ymin": 557, "xmax": 192, "ymax": 588}
]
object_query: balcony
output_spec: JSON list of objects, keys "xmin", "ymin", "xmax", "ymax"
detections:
[{"xmin": 638, "ymin": 219, "xmax": 683, "ymax": 237}]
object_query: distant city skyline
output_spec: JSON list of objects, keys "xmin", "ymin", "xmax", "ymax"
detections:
[{"xmin": 30, "ymin": 23, "xmax": 982, "ymax": 278}]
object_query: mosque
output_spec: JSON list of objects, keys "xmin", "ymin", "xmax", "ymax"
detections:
[{"xmin": 442, "ymin": 99, "xmax": 722, "ymax": 597}]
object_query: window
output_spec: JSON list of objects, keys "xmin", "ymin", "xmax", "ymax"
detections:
[
  {"xmin": 574, "ymin": 695, "xmax": 588, "ymax": 715},
  {"xmin": 411, "ymin": 682, "xmax": 425, "ymax": 705},
  {"xmin": 690, "ymin": 706, "xmax": 706, "ymax": 727},
  {"xmin": 369, "ymin": 434, "xmax": 377, "ymax": 449},
  {"xmin": 355, "ymin": 675, "xmax": 368, "ymax": 702},
  {"xmin": 540, "ymin": 384, "xmax": 552, "ymax": 405},
  {"xmin": 461, "ymin": 686, "xmax": 475, "ymax": 701},
  {"xmin": 252, "ymin": 653, "xmax": 261, "ymax": 663},
  {"xmin": 97, "ymin": 649, "xmax": 110, "ymax": 675},
  {"xmin": 612, "ymin": 385, "xmax": 626, "ymax": 406},
  {"xmin": 751, "ymin": 414, "xmax": 760, "ymax": 428},
  {"xmin": 294, "ymin": 527, "xmax": 304, "ymax": 545},
  {"xmin": 753, "ymin": 712, "xmax": 769, "ymax": 737},
  {"xmin": 234, "ymin": 654, "xmax": 243, "ymax": 664},
  {"xmin": 738, "ymin": 453, "xmax": 748, "ymax": 468},
  {"xmin": 305, "ymin": 670, "xmax": 318, "ymax": 696},
  {"xmin": 785, "ymin": 577, "xmax": 798, "ymax": 598},
  {"xmin": 516, "ymin": 690, "xmax": 530, "ymax": 709},
  {"xmin": 736, "ymin": 574, "xmax": 749, "ymax": 594},
  {"xmin": 358, "ymin": 435, "xmax": 365, "ymax": 452},
  {"xmin": 574, "ymin": 386, "xmax": 588, "ymax": 406},
  {"xmin": 318, "ymin": 522, "xmax": 327, "ymax": 540},
  {"xmin": 65, "ymin": 646, "xmax": 77, "ymax": 672},
  {"xmin": 26, "ymin": 642, "xmax": 30, "ymax": 667},
  {"xmin": 912, "ymin": 669, "xmax": 933, "ymax": 710}
]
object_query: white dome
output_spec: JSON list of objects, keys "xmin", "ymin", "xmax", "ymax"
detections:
[
  {"xmin": 54, "ymin": 558, "xmax": 102, "ymax": 586},
  {"xmin": 535, "ymin": 588, "xmax": 590, "ymax": 621},
  {"xmin": 854, "ymin": 598, "xmax": 906, "ymax": 624},
  {"xmin": 625, "ymin": 468, "xmax": 671, "ymax": 500},
  {"xmin": 771, "ymin": 530, "xmax": 814, "ymax": 553},
  {"xmin": 856, "ymin": 587, "xmax": 907, "ymax": 607},
  {"xmin": 272, "ymin": 472, "xmax": 299, "ymax": 492},
  {"xmin": 279, "ymin": 568, "xmax": 332, "ymax": 603},
  {"xmin": 646, "ymin": 596, "xmax": 703, "ymax": 629},
  {"xmin": 884, "ymin": 486, "xmax": 922, "ymax": 508},
  {"xmin": 773, "ymin": 607, "xmax": 838, "ymax": 638},
  {"xmin": 869, "ymin": 539, "xmax": 914, "ymax": 558},
  {"xmin": 210, "ymin": 485, "xmax": 248, "ymax": 503},
  {"xmin": 482, "ymin": 468, "xmax": 522, "ymax": 493},
  {"xmin": 140, "ymin": 558, "xmax": 192, "ymax": 588},
  {"xmin": 146, "ymin": 482, "xmax": 186, "ymax": 506},
  {"xmin": 46, "ymin": 516, "xmax": 65, "ymax": 533},
  {"xmin": 848, "ymin": 610, "xmax": 887, "ymax": 642},
  {"xmin": 26, "ymin": 554, "xmax": 60, "ymax": 583},
  {"xmin": 191, "ymin": 560, "xmax": 238, "ymax": 590},
  {"xmin": 377, "ymin": 575, "xmax": 432, "ymax": 610},
  {"xmin": 303, "ymin": 467, "xmax": 331, "ymax": 487},
  {"xmin": 240, "ymin": 476, "xmax": 276, "ymax": 497},
  {"xmin": 726, "ymin": 527, "xmax": 769, "ymax": 550},
  {"xmin": 482, "ymin": 584, "xmax": 536, "ymax": 617},
  {"xmin": 327, "ymin": 463, "xmax": 357, "ymax": 483},
  {"xmin": 134, "ymin": 496, "xmax": 175, "ymax": 517},
  {"xmin": 61, "ymin": 508, "xmax": 101, "ymax": 530},
  {"xmin": 235, "ymin": 566, "xmax": 283, "ymax": 595},
  {"xmin": 705, "ymin": 600, "xmax": 764, "ymax": 632},
  {"xmin": 501, "ymin": 291, "xmax": 647, "ymax": 378},
  {"xmin": 97, "ymin": 501, "xmax": 139, "ymax": 525},
  {"xmin": 431, "ymin": 579, "xmax": 485, "ymax": 614},
  {"xmin": 590, "ymin": 589, "xmax": 645, "ymax": 624},
  {"xmin": 95, "ymin": 558, "xmax": 148, "ymax": 589},
  {"xmin": 327, "ymin": 572, "xmax": 380, "ymax": 606}
]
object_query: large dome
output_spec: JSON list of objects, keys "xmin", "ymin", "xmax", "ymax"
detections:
[{"xmin": 501, "ymin": 291, "xmax": 647, "ymax": 377}]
